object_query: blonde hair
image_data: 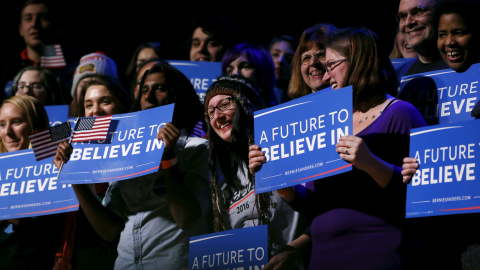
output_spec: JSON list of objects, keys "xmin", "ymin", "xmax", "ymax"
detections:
[{"xmin": 0, "ymin": 95, "xmax": 49, "ymax": 153}]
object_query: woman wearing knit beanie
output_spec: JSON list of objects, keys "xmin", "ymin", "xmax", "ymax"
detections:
[{"xmin": 205, "ymin": 75, "xmax": 307, "ymax": 269}]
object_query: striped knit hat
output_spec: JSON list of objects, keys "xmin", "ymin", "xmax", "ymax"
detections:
[{"xmin": 204, "ymin": 75, "xmax": 263, "ymax": 121}]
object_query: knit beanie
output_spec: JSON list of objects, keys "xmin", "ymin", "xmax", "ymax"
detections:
[
  {"xmin": 70, "ymin": 52, "xmax": 118, "ymax": 98},
  {"xmin": 204, "ymin": 75, "xmax": 263, "ymax": 119}
]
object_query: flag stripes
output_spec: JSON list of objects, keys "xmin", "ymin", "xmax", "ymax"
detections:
[
  {"xmin": 29, "ymin": 122, "xmax": 71, "ymax": 161},
  {"xmin": 71, "ymin": 115, "xmax": 112, "ymax": 142},
  {"xmin": 41, "ymin": 44, "xmax": 67, "ymax": 68}
]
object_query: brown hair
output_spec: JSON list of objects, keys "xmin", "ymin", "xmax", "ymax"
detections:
[
  {"xmin": 288, "ymin": 23, "xmax": 338, "ymax": 99},
  {"xmin": 326, "ymin": 27, "xmax": 398, "ymax": 111}
]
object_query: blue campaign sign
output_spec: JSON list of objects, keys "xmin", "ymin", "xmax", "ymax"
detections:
[
  {"xmin": 189, "ymin": 225, "xmax": 268, "ymax": 269},
  {"xmin": 57, "ymin": 104, "xmax": 174, "ymax": 184},
  {"xmin": 167, "ymin": 60, "xmax": 222, "ymax": 104},
  {"xmin": 398, "ymin": 63, "xmax": 480, "ymax": 126},
  {"xmin": 406, "ymin": 120, "xmax": 480, "ymax": 218},
  {"xmin": 254, "ymin": 86, "xmax": 353, "ymax": 193},
  {"xmin": 45, "ymin": 105, "xmax": 69, "ymax": 127},
  {"xmin": 0, "ymin": 149, "xmax": 78, "ymax": 219}
]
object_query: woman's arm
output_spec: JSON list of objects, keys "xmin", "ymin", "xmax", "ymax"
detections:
[
  {"xmin": 158, "ymin": 123, "xmax": 204, "ymax": 230},
  {"xmin": 336, "ymin": 135, "xmax": 394, "ymax": 188},
  {"xmin": 263, "ymin": 233, "xmax": 311, "ymax": 270},
  {"xmin": 53, "ymin": 141, "xmax": 124, "ymax": 241}
]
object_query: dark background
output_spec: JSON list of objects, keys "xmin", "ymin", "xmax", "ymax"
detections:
[{"xmin": 2, "ymin": 1, "xmax": 401, "ymax": 79}]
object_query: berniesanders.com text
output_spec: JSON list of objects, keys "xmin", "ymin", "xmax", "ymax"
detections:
[
  {"xmin": 11, "ymin": 200, "xmax": 51, "ymax": 209},
  {"xmin": 285, "ymin": 162, "xmax": 323, "ymax": 176},
  {"xmin": 93, "ymin": 166, "xmax": 134, "ymax": 174},
  {"xmin": 432, "ymin": 195, "xmax": 471, "ymax": 203}
]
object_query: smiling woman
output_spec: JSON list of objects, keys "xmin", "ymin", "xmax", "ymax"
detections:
[
  {"xmin": 0, "ymin": 95, "xmax": 48, "ymax": 153},
  {"xmin": 204, "ymin": 75, "xmax": 307, "ymax": 268},
  {"xmin": 433, "ymin": 0, "xmax": 480, "ymax": 73},
  {"xmin": 0, "ymin": 95, "xmax": 66, "ymax": 270}
]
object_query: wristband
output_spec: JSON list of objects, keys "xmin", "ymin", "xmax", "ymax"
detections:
[
  {"xmin": 276, "ymin": 186, "xmax": 295, "ymax": 198},
  {"xmin": 161, "ymin": 157, "xmax": 177, "ymax": 169}
]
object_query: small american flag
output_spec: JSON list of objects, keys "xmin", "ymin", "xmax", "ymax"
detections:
[
  {"xmin": 71, "ymin": 115, "xmax": 112, "ymax": 142},
  {"xmin": 29, "ymin": 122, "xmax": 71, "ymax": 161},
  {"xmin": 40, "ymin": 44, "xmax": 67, "ymax": 68}
]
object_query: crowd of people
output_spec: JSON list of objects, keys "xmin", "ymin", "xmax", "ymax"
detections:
[{"xmin": 1, "ymin": 0, "xmax": 480, "ymax": 269}]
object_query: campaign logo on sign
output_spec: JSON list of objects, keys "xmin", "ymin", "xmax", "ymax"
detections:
[
  {"xmin": 0, "ymin": 149, "xmax": 78, "ymax": 219},
  {"xmin": 168, "ymin": 60, "xmax": 222, "ymax": 104},
  {"xmin": 57, "ymin": 104, "xmax": 174, "ymax": 184},
  {"xmin": 398, "ymin": 63, "xmax": 480, "ymax": 125},
  {"xmin": 406, "ymin": 120, "xmax": 480, "ymax": 218},
  {"xmin": 189, "ymin": 225, "xmax": 268, "ymax": 269},
  {"xmin": 254, "ymin": 87, "xmax": 353, "ymax": 193}
]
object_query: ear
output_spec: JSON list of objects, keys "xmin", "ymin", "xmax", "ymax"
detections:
[
  {"xmin": 19, "ymin": 23, "xmax": 24, "ymax": 37},
  {"xmin": 134, "ymin": 86, "xmax": 139, "ymax": 99}
]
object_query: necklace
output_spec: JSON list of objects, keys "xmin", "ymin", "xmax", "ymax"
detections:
[{"xmin": 358, "ymin": 109, "xmax": 383, "ymax": 124}]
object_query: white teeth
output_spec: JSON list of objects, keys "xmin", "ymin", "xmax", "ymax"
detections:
[
  {"xmin": 332, "ymin": 83, "xmax": 338, "ymax": 89},
  {"xmin": 447, "ymin": 51, "xmax": 460, "ymax": 57},
  {"xmin": 221, "ymin": 123, "xmax": 230, "ymax": 129},
  {"xmin": 311, "ymin": 71, "xmax": 323, "ymax": 76}
]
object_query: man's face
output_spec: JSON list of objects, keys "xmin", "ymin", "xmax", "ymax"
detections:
[
  {"xmin": 398, "ymin": 0, "xmax": 436, "ymax": 52},
  {"xmin": 19, "ymin": 3, "xmax": 50, "ymax": 49}
]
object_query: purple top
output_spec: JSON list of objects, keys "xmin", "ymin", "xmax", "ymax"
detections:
[{"xmin": 289, "ymin": 99, "xmax": 427, "ymax": 269}]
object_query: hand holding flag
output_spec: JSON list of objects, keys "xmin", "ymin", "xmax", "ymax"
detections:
[{"xmin": 57, "ymin": 115, "xmax": 112, "ymax": 178}]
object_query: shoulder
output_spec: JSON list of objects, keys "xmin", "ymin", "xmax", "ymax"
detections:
[
  {"xmin": 385, "ymin": 99, "xmax": 427, "ymax": 128},
  {"xmin": 176, "ymin": 134, "xmax": 209, "ymax": 166},
  {"xmin": 183, "ymin": 135, "xmax": 209, "ymax": 151}
]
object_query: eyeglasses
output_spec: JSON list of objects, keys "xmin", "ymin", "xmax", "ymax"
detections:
[
  {"xmin": 206, "ymin": 97, "xmax": 234, "ymax": 120},
  {"xmin": 324, "ymin": 59, "xmax": 348, "ymax": 73},
  {"xmin": 13, "ymin": 83, "xmax": 45, "ymax": 94},
  {"xmin": 396, "ymin": 6, "xmax": 432, "ymax": 24},
  {"xmin": 299, "ymin": 51, "xmax": 325, "ymax": 66}
]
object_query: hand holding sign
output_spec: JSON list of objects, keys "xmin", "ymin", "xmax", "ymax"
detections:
[
  {"xmin": 157, "ymin": 122, "xmax": 180, "ymax": 159},
  {"xmin": 401, "ymin": 157, "xmax": 419, "ymax": 184},
  {"xmin": 248, "ymin": 144, "xmax": 266, "ymax": 174}
]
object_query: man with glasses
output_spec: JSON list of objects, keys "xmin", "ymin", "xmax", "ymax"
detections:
[{"xmin": 395, "ymin": 0, "xmax": 448, "ymax": 80}]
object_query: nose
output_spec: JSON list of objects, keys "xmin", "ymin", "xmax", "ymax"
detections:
[
  {"xmin": 322, "ymin": 71, "xmax": 331, "ymax": 84},
  {"xmin": 445, "ymin": 35, "xmax": 455, "ymax": 46},
  {"xmin": 91, "ymin": 103, "xmax": 102, "ymax": 117},
  {"xmin": 4, "ymin": 123, "xmax": 14, "ymax": 136},
  {"xmin": 405, "ymin": 13, "xmax": 417, "ymax": 25},
  {"xmin": 308, "ymin": 58, "xmax": 322, "ymax": 67},
  {"xmin": 33, "ymin": 15, "xmax": 42, "ymax": 28},
  {"xmin": 200, "ymin": 42, "xmax": 209, "ymax": 54},
  {"xmin": 211, "ymin": 108, "xmax": 225, "ymax": 121},
  {"xmin": 230, "ymin": 67, "xmax": 239, "ymax": 76},
  {"xmin": 144, "ymin": 88, "xmax": 157, "ymax": 104}
]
